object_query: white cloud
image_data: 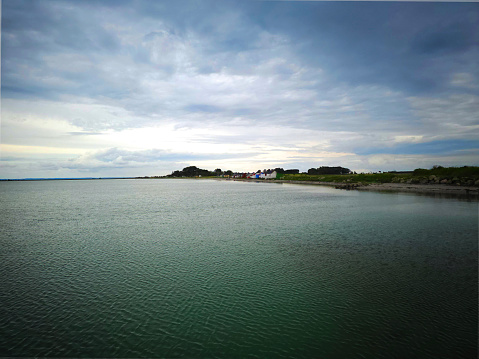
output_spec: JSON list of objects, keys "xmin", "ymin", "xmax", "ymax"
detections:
[
  {"xmin": 1, "ymin": 144, "xmax": 85, "ymax": 155},
  {"xmin": 450, "ymin": 72, "xmax": 477, "ymax": 89},
  {"xmin": 359, "ymin": 152, "xmax": 479, "ymax": 172},
  {"xmin": 393, "ymin": 135, "xmax": 424, "ymax": 143},
  {"xmin": 3, "ymin": 1, "xmax": 478, "ymax": 178},
  {"xmin": 408, "ymin": 94, "xmax": 479, "ymax": 139}
]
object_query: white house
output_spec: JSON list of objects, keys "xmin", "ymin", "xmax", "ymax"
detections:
[{"xmin": 265, "ymin": 171, "xmax": 278, "ymax": 179}]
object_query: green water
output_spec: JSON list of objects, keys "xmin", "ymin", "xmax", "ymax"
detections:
[{"xmin": 0, "ymin": 179, "xmax": 477, "ymax": 358}]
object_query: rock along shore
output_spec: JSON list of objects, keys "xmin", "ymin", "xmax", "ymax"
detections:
[{"xmin": 222, "ymin": 178, "xmax": 479, "ymax": 199}]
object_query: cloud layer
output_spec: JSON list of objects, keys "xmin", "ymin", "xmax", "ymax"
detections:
[{"xmin": 2, "ymin": 0, "xmax": 478, "ymax": 178}]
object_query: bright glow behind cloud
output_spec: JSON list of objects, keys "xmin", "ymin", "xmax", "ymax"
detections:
[{"xmin": 1, "ymin": 0, "xmax": 478, "ymax": 178}]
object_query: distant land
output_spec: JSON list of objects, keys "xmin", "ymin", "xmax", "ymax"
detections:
[
  {"xmin": 162, "ymin": 165, "xmax": 479, "ymax": 197},
  {"xmin": 0, "ymin": 177, "xmax": 137, "ymax": 181},
  {"xmin": 2, "ymin": 166, "xmax": 479, "ymax": 190}
]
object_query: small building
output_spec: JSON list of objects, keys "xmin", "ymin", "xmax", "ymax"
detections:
[{"xmin": 265, "ymin": 171, "xmax": 278, "ymax": 179}]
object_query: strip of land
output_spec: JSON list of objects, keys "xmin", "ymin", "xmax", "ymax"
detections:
[
  {"xmin": 354, "ymin": 182, "xmax": 478, "ymax": 197},
  {"xmin": 225, "ymin": 178, "xmax": 479, "ymax": 198}
]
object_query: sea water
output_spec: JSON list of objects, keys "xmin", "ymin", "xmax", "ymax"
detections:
[{"xmin": 0, "ymin": 179, "xmax": 477, "ymax": 358}]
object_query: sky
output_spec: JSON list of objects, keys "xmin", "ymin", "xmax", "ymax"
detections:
[{"xmin": 1, "ymin": 0, "xmax": 478, "ymax": 178}]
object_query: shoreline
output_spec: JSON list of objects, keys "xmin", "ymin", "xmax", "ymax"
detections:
[
  {"xmin": 222, "ymin": 178, "xmax": 479, "ymax": 199},
  {"xmin": 355, "ymin": 182, "xmax": 479, "ymax": 200}
]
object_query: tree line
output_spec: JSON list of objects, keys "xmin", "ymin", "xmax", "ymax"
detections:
[
  {"xmin": 307, "ymin": 166, "xmax": 351, "ymax": 175},
  {"xmin": 167, "ymin": 165, "xmax": 352, "ymax": 177},
  {"xmin": 168, "ymin": 166, "xmax": 216, "ymax": 177}
]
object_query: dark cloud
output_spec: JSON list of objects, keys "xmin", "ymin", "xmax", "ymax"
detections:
[
  {"xmin": 2, "ymin": 0, "xmax": 123, "ymax": 101},
  {"xmin": 5, "ymin": 1, "xmax": 477, "ymax": 101},
  {"xmin": 411, "ymin": 26, "xmax": 473, "ymax": 56},
  {"xmin": 250, "ymin": 2, "xmax": 479, "ymax": 95},
  {"xmin": 356, "ymin": 140, "xmax": 479, "ymax": 156},
  {"xmin": 2, "ymin": 0, "xmax": 479, "ymax": 177}
]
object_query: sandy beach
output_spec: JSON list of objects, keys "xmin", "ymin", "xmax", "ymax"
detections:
[
  {"xmin": 355, "ymin": 182, "xmax": 479, "ymax": 197},
  {"xmin": 226, "ymin": 178, "xmax": 479, "ymax": 199}
]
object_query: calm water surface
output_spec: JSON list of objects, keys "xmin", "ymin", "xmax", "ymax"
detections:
[{"xmin": 0, "ymin": 179, "xmax": 477, "ymax": 358}]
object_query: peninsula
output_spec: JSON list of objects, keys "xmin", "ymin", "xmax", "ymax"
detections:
[{"xmin": 164, "ymin": 165, "xmax": 479, "ymax": 198}]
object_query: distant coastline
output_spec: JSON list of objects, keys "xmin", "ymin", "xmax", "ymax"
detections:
[
  {"xmin": 0, "ymin": 177, "xmax": 137, "ymax": 181},
  {"xmin": 219, "ymin": 178, "xmax": 479, "ymax": 199},
  {"xmin": 3, "ymin": 166, "xmax": 478, "ymax": 199}
]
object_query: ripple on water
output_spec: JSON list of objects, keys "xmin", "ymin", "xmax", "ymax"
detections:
[{"xmin": 0, "ymin": 179, "xmax": 477, "ymax": 358}]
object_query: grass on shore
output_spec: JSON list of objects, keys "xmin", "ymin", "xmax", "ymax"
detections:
[
  {"xmin": 412, "ymin": 166, "xmax": 479, "ymax": 178},
  {"xmin": 282, "ymin": 166, "xmax": 479, "ymax": 185},
  {"xmin": 164, "ymin": 166, "xmax": 479, "ymax": 186},
  {"xmin": 282, "ymin": 172, "xmax": 408, "ymax": 183}
]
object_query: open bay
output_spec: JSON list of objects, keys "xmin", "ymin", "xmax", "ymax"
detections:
[{"xmin": 0, "ymin": 179, "xmax": 477, "ymax": 358}]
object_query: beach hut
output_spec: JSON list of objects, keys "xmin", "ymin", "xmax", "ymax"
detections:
[{"xmin": 265, "ymin": 171, "xmax": 277, "ymax": 179}]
